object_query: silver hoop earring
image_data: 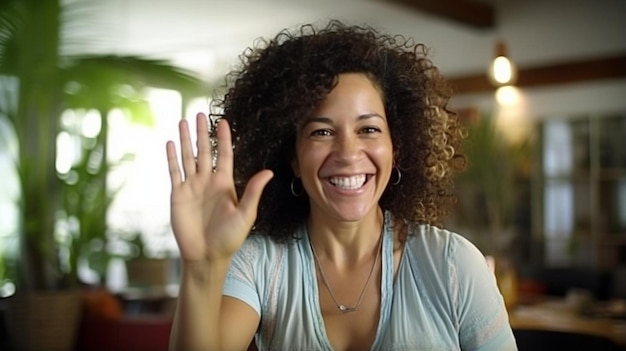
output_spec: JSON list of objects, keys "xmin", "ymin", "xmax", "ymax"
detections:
[
  {"xmin": 290, "ymin": 178, "xmax": 304, "ymax": 197},
  {"xmin": 391, "ymin": 166, "xmax": 402, "ymax": 186}
]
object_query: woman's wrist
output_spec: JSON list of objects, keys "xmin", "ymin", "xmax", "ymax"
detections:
[{"xmin": 180, "ymin": 258, "xmax": 232, "ymax": 285}]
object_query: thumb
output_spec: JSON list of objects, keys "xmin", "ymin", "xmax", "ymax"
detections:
[{"xmin": 239, "ymin": 170, "xmax": 274, "ymax": 222}]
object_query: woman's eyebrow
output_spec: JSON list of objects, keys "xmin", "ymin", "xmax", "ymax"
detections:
[
  {"xmin": 301, "ymin": 113, "xmax": 385, "ymax": 128},
  {"xmin": 301, "ymin": 116, "xmax": 334, "ymax": 127},
  {"xmin": 357, "ymin": 113, "xmax": 385, "ymax": 121}
]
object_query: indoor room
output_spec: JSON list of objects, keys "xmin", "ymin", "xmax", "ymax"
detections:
[{"xmin": 1, "ymin": 0, "xmax": 625, "ymax": 350}]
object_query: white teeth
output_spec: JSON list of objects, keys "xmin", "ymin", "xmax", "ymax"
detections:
[{"xmin": 329, "ymin": 175, "xmax": 366, "ymax": 189}]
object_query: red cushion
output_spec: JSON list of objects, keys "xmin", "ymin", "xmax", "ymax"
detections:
[{"xmin": 77, "ymin": 314, "xmax": 172, "ymax": 351}]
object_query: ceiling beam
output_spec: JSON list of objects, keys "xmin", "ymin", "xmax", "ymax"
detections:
[
  {"xmin": 388, "ymin": 0, "xmax": 495, "ymax": 29},
  {"xmin": 447, "ymin": 53, "xmax": 626, "ymax": 94}
]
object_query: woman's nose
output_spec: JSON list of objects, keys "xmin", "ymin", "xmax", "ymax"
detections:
[{"xmin": 333, "ymin": 134, "xmax": 361, "ymax": 161}]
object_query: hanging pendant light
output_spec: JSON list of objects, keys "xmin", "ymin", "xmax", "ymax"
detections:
[{"xmin": 488, "ymin": 40, "xmax": 517, "ymax": 86}]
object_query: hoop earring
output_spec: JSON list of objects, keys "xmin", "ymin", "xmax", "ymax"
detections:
[
  {"xmin": 391, "ymin": 166, "xmax": 402, "ymax": 186},
  {"xmin": 290, "ymin": 178, "xmax": 304, "ymax": 197}
]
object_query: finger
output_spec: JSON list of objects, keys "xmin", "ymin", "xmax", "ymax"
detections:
[
  {"xmin": 214, "ymin": 119, "xmax": 234, "ymax": 175},
  {"xmin": 166, "ymin": 141, "xmax": 182, "ymax": 186},
  {"xmin": 178, "ymin": 119, "xmax": 196, "ymax": 176},
  {"xmin": 195, "ymin": 113, "xmax": 212, "ymax": 174},
  {"xmin": 238, "ymin": 170, "xmax": 274, "ymax": 223}
]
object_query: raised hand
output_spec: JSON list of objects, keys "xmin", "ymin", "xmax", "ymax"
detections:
[{"xmin": 165, "ymin": 113, "xmax": 273, "ymax": 262}]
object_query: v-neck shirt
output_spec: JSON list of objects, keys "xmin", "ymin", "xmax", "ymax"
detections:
[{"xmin": 223, "ymin": 211, "xmax": 517, "ymax": 350}]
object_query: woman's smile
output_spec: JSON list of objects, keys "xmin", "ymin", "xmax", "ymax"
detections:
[{"xmin": 327, "ymin": 174, "xmax": 370, "ymax": 190}]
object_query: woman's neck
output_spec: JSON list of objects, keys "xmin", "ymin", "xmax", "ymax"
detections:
[{"xmin": 306, "ymin": 207, "xmax": 384, "ymax": 266}]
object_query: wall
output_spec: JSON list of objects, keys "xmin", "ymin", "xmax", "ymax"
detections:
[{"xmin": 451, "ymin": 78, "xmax": 626, "ymax": 121}]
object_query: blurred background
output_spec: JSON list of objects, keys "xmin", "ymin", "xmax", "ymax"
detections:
[{"xmin": 0, "ymin": 0, "xmax": 625, "ymax": 350}]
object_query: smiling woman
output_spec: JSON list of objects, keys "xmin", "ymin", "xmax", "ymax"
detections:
[{"xmin": 165, "ymin": 20, "xmax": 518, "ymax": 351}]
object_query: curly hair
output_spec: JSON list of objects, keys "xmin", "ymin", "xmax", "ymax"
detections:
[{"xmin": 213, "ymin": 20, "xmax": 465, "ymax": 242}]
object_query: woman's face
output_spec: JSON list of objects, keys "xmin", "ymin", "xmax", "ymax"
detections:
[{"xmin": 293, "ymin": 73, "xmax": 393, "ymax": 223}]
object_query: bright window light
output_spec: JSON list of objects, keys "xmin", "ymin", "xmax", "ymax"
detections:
[
  {"xmin": 107, "ymin": 88, "xmax": 184, "ymax": 257},
  {"xmin": 81, "ymin": 109, "xmax": 102, "ymax": 138},
  {"xmin": 56, "ymin": 131, "xmax": 75, "ymax": 174}
]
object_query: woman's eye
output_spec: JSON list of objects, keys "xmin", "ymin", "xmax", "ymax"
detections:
[
  {"xmin": 361, "ymin": 126, "xmax": 381, "ymax": 134},
  {"xmin": 310, "ymin": 129, "xmax": 332, "ymax": 137}
]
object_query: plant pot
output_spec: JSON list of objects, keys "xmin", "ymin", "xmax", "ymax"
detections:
[
  {"xmin": 126, "ymin": 258, "xmax": 170, "ymax": 289},
  {"xmin": 4, "ymin": 290, "xmax": 82, "ymax": 351}
]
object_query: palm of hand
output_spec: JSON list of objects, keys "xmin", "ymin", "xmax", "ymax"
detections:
[{"xmin": 166, "ymin": 114, "xmax": 273, "ymax": 262}]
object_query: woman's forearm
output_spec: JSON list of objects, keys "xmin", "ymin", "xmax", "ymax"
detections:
[{"xmin": 169, "ymin": 259, "xmax": 231, "ymax": 351}]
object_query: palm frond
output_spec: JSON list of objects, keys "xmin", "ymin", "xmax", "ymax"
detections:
[
  {"xmin": 0, "ymin": 0, "xmax": 22, "ymax": 74},
  {"xmin": 63, "ymin": 55, "xmax": 206, "ymax": 97},
  {"xmin": 60, "ymin": 55, "xmax": 206, "ymax": 125}
]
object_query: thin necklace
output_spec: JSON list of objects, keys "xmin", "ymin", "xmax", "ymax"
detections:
[{"xmin": 310, "ymin": 231, "xmax": 383, "ymax": 313}]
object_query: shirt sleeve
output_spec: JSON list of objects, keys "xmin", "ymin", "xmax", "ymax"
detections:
[
  {"xmin": 449, "ymin": 234, "xmax": 518, "ymax": 351},
  {"xmin": 223, "ymin": 236, "xmax": 264, "ymax": 316}
]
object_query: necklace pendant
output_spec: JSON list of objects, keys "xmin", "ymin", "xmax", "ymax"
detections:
[{"xmin": 339, "ymin": 304, "xmax": 357, "ymax": 312}]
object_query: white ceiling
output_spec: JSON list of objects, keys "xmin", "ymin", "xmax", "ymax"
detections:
[{"xmin": 64, "ymin": 0, "xmax": 626, "ymax": 85}]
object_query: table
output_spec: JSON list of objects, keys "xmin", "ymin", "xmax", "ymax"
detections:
[{"xmin": 509, "ymin": 299, "xmax": 626, "ymax": 347}]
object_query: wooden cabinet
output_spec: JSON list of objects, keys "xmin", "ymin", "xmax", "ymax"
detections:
[{"xmin": 535, "ymin": 112, "xmax": 626, "ymax": 268}]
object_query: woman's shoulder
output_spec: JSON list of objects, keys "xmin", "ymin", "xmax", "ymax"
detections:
[
  {"xmin": 402, "ymin": 223, "xmax": 492, "ymax": 290},
  {"xmin": 406, "ymin": 223, "xmax": 464, "ymax": 246},
  {"xmin": 404, "ymin": 223, "xmax": 484, "ymax": 263},
  {"xmin": 239, "ymin": 233, "xmax": 282, "ymax": 253},
  {"xmin": 235, "ymin": 232, "xmax": 298, "ymax": 263}
]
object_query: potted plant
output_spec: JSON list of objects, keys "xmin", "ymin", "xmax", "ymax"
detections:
[
  {"xmin": 0, "ymin": 0, "xmax": 204, "ymax": 349},
  {"xmin": 449, "ymin": 111, "xmax": 533, "ymax": 309},
  {"xmin": 451, "ymin": 112, "xmax": 532, "ymax": 254},
  {"xmin": 122, "ymin": 230, "xmax": 173, "ymax": 289}
]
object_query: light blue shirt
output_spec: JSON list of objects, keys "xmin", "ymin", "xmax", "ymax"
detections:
[{"xmin": 224, "ymin": 212, "xmax": 517, "ymax": 350}]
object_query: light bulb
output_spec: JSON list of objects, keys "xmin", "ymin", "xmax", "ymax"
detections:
[
  {"xmin": 492, "ymin": 56, "xmax": 515, "ymax": 84},
  {"xmin": 488, "ymin": 41, "xmax": 517, "ymax": 86}
]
